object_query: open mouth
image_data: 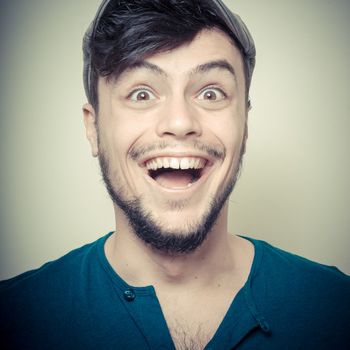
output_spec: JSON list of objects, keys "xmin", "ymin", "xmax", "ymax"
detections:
[{"xmin": 144, "ymin": 157, "xmax": 208, "ymax": 189}]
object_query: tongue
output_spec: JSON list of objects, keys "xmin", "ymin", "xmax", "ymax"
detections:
[{"xmin": 155, "ymin": 170, "xmax": 194, "ymax": 189}]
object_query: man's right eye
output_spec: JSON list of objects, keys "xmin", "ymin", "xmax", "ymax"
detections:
[{"xmin": 128, "ymin": 88, "xmax": 156, "ymax": 102}]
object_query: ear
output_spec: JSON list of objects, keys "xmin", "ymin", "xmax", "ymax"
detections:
[
  {"xmin": 241, "ymin": 115, "xmax": 249, "ymax": 156},
  {"xmin": 247, "ymin": 98, "xmax": 252, "ymax": 112},
  {"xmin": 244, "ymin": 118, "xmax": 249, "ymax": 144},
  {"xmin": 83, "ymin": 103, "xmax": 99, "ymax": 157}
]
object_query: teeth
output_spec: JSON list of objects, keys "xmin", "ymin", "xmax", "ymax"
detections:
[
  {"xmin": 163, "ymin": 158, "xmax": 170, "ymax": 168},
  {"xmin": 156, "ymin": 158, "xmax": 163, "ymax": 169},
  {"xmin": 145, "ymin": 157, "xmax": 206, "ymax": 171},
  {"xmin": 170, "ymin": 158, "xmax": 180, "ymax": 169},
  {"xmin": 180, "ymin": 158, "xmax": 190, "ymax": 169}
]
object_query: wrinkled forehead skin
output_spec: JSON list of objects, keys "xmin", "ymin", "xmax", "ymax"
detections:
[{"xmin": 82, "ymin": 0, "xmax": 256, "ymax": 103}]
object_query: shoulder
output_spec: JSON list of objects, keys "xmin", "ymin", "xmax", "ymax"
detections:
[
  {"xmin": 245, "ymin": 238, "xmax": 350, "ymax": 348},
  {"xmin": 0, "ymin": 234, "xmax": 110, "ymax": 320},
  {"xmin": 255, "ymin": 238, "xmax": 350, "ymax": 290},
  {"xmin": 247, "ymin": 236, "xmax": 350, "ymax": 313},
  {"xmin": 1, "ymin": 235, "xmax": 104, "ymax": 292},
  {"xmin": 249, "ymin": 238, "xmax": 350, "ymax": 305},
  {"xmin": 247, "ymin": 237, "xmax": 350, "ymax": 347}
]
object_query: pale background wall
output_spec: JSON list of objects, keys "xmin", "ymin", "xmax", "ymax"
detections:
[{"xmin": 0, "ymin": 0, "xmax": 349, "ymax": 280}]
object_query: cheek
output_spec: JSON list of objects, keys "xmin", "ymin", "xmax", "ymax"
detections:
[
  {"xmin": 99, "ymin": 110, "xmax": 150, "ymax": 159},
  {"xmin": 205, "ymin": 114, "xmax": 245, "ymax": 153}
]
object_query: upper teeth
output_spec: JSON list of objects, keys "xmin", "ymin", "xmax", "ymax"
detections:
[{"xmin": 145, "ymin": 157, "xmax": 206, "ymax": 171}]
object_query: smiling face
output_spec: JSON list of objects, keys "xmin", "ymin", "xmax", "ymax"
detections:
[{"xmin": 84, "ymin": 29, "xmax": 248, "ymax": 253}]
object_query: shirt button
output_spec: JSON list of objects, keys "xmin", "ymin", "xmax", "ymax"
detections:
[{"xmin": 123, "ymin": 289, "xmax": 136, "ymax": 302}]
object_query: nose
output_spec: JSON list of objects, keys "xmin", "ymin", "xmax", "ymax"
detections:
[{"xmin": 155, "ymin": 96, "xmax": 202, "ymax": 139}]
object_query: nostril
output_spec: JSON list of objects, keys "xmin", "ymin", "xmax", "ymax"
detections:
[{"xmin": 185, "ymin": 131, "xmax": 199, "ymax": 136}]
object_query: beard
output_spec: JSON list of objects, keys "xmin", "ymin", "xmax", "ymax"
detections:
[{"xmin": 98, "ymin": 141, "xmax": 245, "ymax": 255}]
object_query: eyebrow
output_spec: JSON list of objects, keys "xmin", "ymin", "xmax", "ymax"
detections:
[
  {"xmin": 190, "ymin": 60, "xmax": 236, "ymax": 79},
  {"xmin": 125, "ymin": 59, "xmax": 236, "ymax": 79},
  {"xmin": 125, "ymin": 61, "xmax": 167, "ymax": 77}
]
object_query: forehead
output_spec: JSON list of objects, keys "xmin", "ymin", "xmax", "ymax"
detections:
[{"xmin": 114, "ymin": 28, "xmax": 244, "ymax": 84}]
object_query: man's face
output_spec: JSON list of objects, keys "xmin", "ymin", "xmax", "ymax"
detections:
[{"xmin": 84, "ymin": 29, "xmax": 248, "ymax": 253}]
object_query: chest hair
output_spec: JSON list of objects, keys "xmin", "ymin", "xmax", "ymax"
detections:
[{"xmin": 169, "ymin": 319, "xmax": 209, "ymax": 350}]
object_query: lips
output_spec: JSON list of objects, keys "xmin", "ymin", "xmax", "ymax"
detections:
[{"xmin": 142, "ymin": 156, "xmax": 209, "ymax": 190}]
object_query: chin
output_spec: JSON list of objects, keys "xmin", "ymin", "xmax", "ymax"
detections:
[{"xmin": 99, "ymin": 147, "xmax": 243, "ymax": 254}]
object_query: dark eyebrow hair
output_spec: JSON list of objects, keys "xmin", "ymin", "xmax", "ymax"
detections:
[
  {"xmin": 124, "ymin": 61, "xmax": 168, "ymax": 77},
  {"xmin": 122, "ymin": 59, "xmax": 235, "ymax": 80},
  {"xmin": 190, "ymin": 59, "xmax": 236, "ymax": 78}
]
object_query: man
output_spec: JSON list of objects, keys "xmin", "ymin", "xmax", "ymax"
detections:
[{"xmin": 1, "ymin": 1, "xmax": 349, "ymax": 349}]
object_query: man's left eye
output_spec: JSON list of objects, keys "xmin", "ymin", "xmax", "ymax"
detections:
[{"xmin": 197, "ymin": 87, "xmax": 226, "ymax": 101}]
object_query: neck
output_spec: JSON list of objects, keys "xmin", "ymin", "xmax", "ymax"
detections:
[{"xmin": 105, "ymin": 204, "xmax": 251, "ymax": 289}]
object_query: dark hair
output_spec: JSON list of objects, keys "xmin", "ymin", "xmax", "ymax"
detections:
[{"xmin": 89, "ymin": 0, "xmax": 249, "ymax": 111}]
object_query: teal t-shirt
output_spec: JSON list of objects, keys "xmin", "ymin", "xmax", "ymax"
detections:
[{"xmin": 1, "ymin": 233, "xmax": 349, "ymax": 349}]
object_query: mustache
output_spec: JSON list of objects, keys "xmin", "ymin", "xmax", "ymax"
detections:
[{"xmin": 129, "ymin": 141, "xmax": 225, "ymax": 161}]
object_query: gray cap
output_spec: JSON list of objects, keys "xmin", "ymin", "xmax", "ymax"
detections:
[{"xmin": 82, "ymin": 0, "xmax": 256, "ymax": 102}]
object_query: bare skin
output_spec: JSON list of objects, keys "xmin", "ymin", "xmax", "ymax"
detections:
[
  {"xmin": 84, "ymin": 29, "xmax": 254, "ymax": 349},
  {"xmin": 105, "ymin": 206, "xmax": 254, "ymax": 349}
]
